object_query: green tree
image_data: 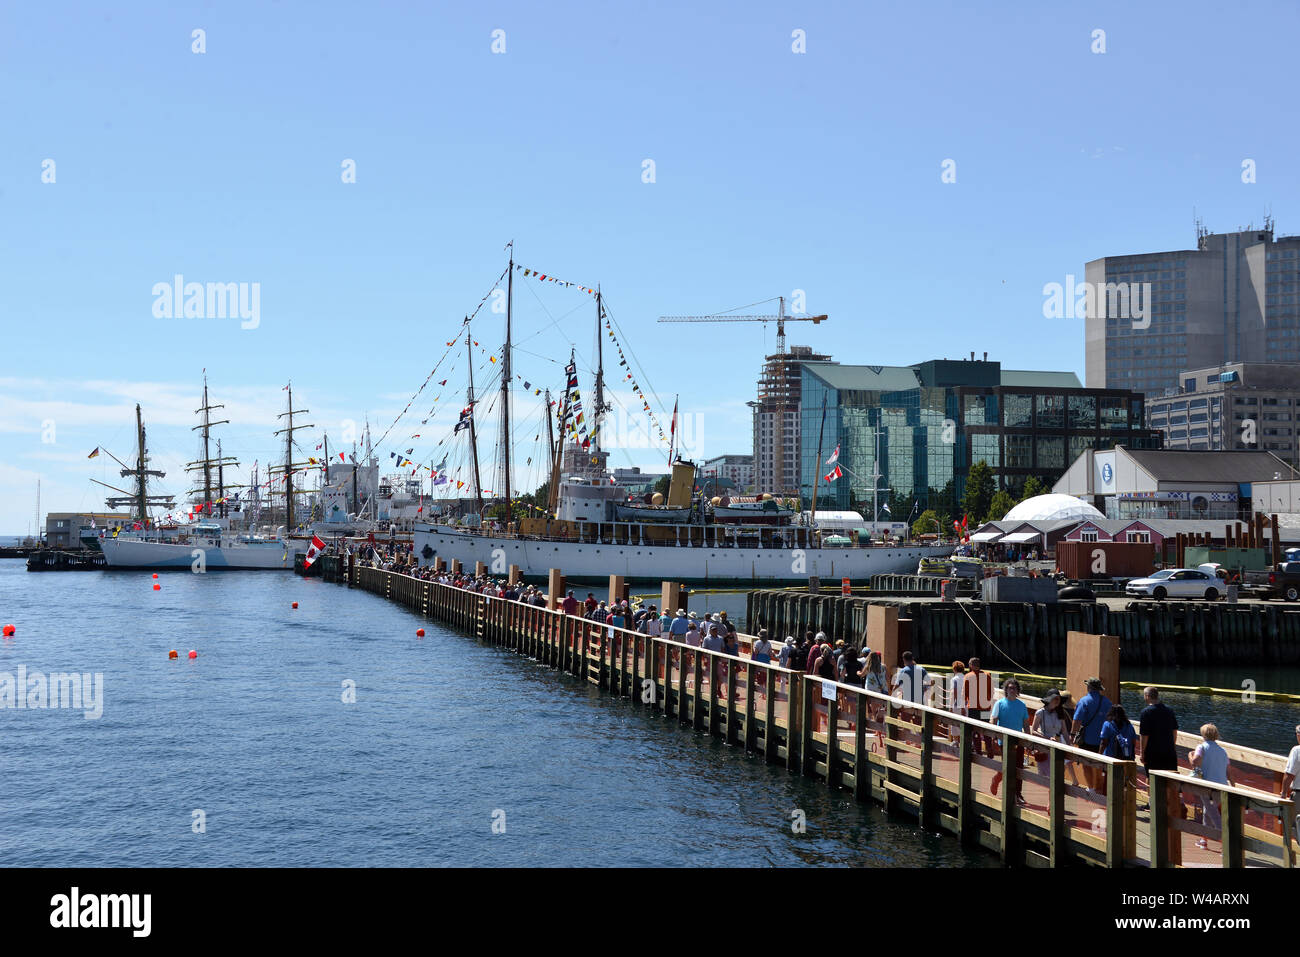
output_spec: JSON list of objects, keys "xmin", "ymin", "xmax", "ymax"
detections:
[
  {"xmin": 912, "ymin": 508, "xmax": 946, "ymax": 537},
  {"xmin": 961, "ymin": 460, "xmax": 996, "ymax": 525},
  {"xmin": 986, "ymin": 489, "xmax": 1016, "ymax": 522},
  {"xmin": 1020, "ymin": 475, "xmax": 1048, "ymax": 502},
  {"xmin": 653, "ymin": 475, "xmax": 671, "ymax": 497}
]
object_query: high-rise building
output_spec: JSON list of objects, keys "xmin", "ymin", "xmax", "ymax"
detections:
[
  {"xmin": 700, "ymin": 454, "xmax": 754, "ymax": 492},
  {"xmin": 799, "ymin": 356, "xmax": 1160, "ymax": 515},
  {"xmin": 1146, "ymin": 361, "xmax": 1300, "ymax": 466},
  {"xmin": 750, "ymin": 345, "xmax": 834, "ymax": 495},
  {"xmin": 1085, "ymin": 221, "xmax": 1300, "ymax": 397}
]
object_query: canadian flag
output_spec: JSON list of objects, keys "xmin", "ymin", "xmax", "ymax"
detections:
[
  {"xmin": 824, "ymin": 464, "xmax": 843, "ymax": 483},
  {"xmin": 826, "ymin": 444, "xmax": 840, "ymax": 466},
  {"xmin": 304, "ymin": 534, "xmax": 326, "ymax": 568}
]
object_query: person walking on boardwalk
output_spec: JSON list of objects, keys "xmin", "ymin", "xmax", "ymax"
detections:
[
  {"xmin": 963, "ymin": 657, "xmax": 996, "ymax": 758},
  {"xmin": 989, "ymin": 678, "xmax": 1029, "ymax": 805},
  {"xmin": 838, "ymin": 646, "xmax": 862, "ymax": 685},
  {"xmin": 1137, "ymin": 686, "xmax": 1179, "ymax": 804},
  {"xmin": 1070, "ymin": 677, "xmax": 1112, "ymax": 793},
  {"xmin": 1029, "ymin": 688, "xmax": 1070, "ymax": 770},
  {"xmin": 669, "ymin": 609, "xmax": 689, "ymax": 639},
  {"xmin": 1282, "ymin": 725, "xmax": 1300, "ymax": 801},
  {"xmin": 751, "ymin": 629, "xmax": 773, "ymax": 665},
  {"xmin": 643, "ymin": 606, "xmax": 662, "ymax": 637},
  {"xmin": 584, "ymin": 593, "xmax": 597, "ymax": 616},
  {"xmin": 684, "ymin": 621, "xmax": 702, "ymax": 647},
  {"xmin": 892, "ymin": 651, "xmax": 931, "ymax": 708},
  {"xmin": 561, "ymin": 590, "xmax": 579, "ymax": 616},
  {"xmin": 590, "ymin": 601, "xmax": 609, "ymax": 625},
  {"xmin": 1189, "ymin": 723, "xmax": 1231, "ymax": 846},
  {"xmin": 778, "ymin": 637, "xmax": 795, "ymax": 668},
  {"xmin": 948, "ymin": 661, "xmax": 967, "ymax": 714}
]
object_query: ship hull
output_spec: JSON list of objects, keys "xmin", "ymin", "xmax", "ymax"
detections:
[
  {"xmin": 100, "ymin": 537, "xmax": 298, "ymax": 570},
  {"xmin": 413, "ymin": 524, "xmax": 950, "ymax": 585}
]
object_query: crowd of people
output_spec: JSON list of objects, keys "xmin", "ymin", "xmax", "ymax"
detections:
[{"xmin": 363, "ymin": 551, "xmax": 1298, "ymax": 835}]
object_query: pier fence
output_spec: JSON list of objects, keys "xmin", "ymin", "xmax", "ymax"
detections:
[{"xmin": 333, "ymin": 560, "xmax": 1296, "ymax": 868}]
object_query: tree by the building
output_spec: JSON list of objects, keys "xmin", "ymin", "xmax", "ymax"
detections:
[
  {"xmin": 961, "ymin": 460, "xmax": 996, "ymax": 525},
  {"xmin": 986, "ymin": 489, "xmax": 1017, "ymax": 522}
]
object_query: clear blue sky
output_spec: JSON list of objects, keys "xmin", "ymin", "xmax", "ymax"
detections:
[{"xmin": 3, "ymin": 0, "xmax": 1296, "ymax": 533}]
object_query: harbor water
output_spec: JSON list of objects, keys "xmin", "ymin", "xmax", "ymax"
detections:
[{"xmin": 0, "ymin": 561, "xmax": 989, "ymax": 867}]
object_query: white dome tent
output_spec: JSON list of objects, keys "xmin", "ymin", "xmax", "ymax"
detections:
[{"xmin": 1002, "ymin": 494, "xmax": 1104, "ymax": 524}]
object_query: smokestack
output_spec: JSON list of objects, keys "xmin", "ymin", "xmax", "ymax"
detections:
[
  {"xmin": 983, "ymin": 351, "xmax": 988, "ymax": 361},
  {"xmin": 970, "ymin": 351, "xmax": 975, "ymax": 361}
]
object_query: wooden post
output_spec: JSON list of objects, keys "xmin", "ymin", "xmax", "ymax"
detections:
[
  {"xmin": 725, "ymin": 657, "xmax": 738, "ymax": 743},
  {"xmin": 765, "ymin": 669, "xmax": 779, "ymax": 764},
  {"xmin": 868, "ymin": 604, "xmax": 903, "ymax": 668},
  {"xmin": 1048, "ymin": 748, "xmax": 1066, "ymax": 865},
  {"xmin": 787, "ymin": 676, "xmax": 803, "ymax": 773},
  {"xmin": 1066, "ymin": 631, "xmax": 1120, "ymax": 713},
  {"xmin": 743, "ymin": 664, "xmax": 756, "ymax": 751},
  {"xmin": 919, "ymin": 710, "xmax": 935, "ymax": 829},
  {"xmin": 450, "ymin": 559, "xmax": 462, "ymax": 576},
  {"xmin": 508, "ymin": 564, "xmax": 522, "ymax": 586},
  {"xmin": 608, "ymin": 574, "xmax": 625, "ymax": 608},
  {"xmin": 692, "ymin": 650, "xmax": 704, "ymax": 730},
  {"xmin": 999, "ymin": 731, "xmax": 1016, "ymax": 864},
  {"xmin": 661, "ymin": 580, "xmax": 684, "ymax": 617},
  {"xmin": 852, "ymin": 693, "xmax": 869, "ymax": 802},
  {"xmin": 1149, "ymin": 773, "xmax": 1169, "ymax": 867},
  {"xmin": 547, "ymin": 568, "xmax": 564, "ymax": 611},
  {"xmin": 1272, "ymin": 515, "xmax": 1283, "ymax": 567},
  {"xmin": 1222, "ymin": 790, "xmax": 1244, "ymax": 868},
  {"xmin": 1105, "ymin": 761, "xmax": 1124, "ymax": 867},
  {"xmin": 826, "ymin": 690, "xmax": 839, "ymax": 788},
  {"xmin": 474, "ymin": 560, "xmax": 487, "ymax": 578}
]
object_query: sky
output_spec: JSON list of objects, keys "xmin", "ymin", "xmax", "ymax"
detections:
[{"xmin": 2, "ymin": 0, "xmax": 1297, "ymax": 534}]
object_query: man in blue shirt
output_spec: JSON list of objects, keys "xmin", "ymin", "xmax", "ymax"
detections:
[
  {"xmin": 1071, "ymin": 677, "xmax": 1112, "ymax": 793},
  {"xmin": 989, "ymin": 678, "xmax": 1029, "ymax": 804},
  {"xmin": 668, "ymin": 610, "xmax": 690, "ymax": 638}
]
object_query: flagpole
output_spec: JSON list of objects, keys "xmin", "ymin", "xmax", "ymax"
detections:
[{"xmin": 811, "ymin": 393, "xmax": 827, "ymax": 532}]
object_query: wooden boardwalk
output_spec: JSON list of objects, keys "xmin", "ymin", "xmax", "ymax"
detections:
[{"xmin": 348, "ymin": 563, "xmax": 1297, "ymax": 868}]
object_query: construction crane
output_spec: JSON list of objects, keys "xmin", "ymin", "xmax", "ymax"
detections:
[{"xmin": 657, "ymin": 296, "xmax": 828, "ymax": 353}]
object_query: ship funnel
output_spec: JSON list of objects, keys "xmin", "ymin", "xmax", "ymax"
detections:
[{"xmin": 666, "ymin": 461, "xmax": 696, "ymax": 507}]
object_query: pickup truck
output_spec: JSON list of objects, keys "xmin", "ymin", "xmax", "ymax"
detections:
[{"xmin": 1241, "ymin": 562, "xmax": 1300, "ymax": 602}]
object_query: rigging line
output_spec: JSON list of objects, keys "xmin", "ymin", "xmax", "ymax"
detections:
[
  {"xmin": 598, "ymin": 296, "xmax": 670, "ymax": 422},
  {"xmin": 518, "ymin": 279, "xmax": 589, "ymax": 346},
  {"xmin": 953, "ymin": 599, "xmax": 1033, "ymax": 674},
  {"xmin": 372, "ymin": 263, "xmax": 509, "ymax": 452}
]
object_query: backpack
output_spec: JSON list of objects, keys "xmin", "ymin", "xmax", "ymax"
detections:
[{"xmin": 1113, "ymin": 723, "xmax": 1136, "ymax": 760}]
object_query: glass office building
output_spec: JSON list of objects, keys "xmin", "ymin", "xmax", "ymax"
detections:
[{"xmin": 799, "ymin": 359, "xmax": 1160, "ymax": 514}]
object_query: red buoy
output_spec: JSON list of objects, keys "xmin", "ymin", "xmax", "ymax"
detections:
[
  {"xmin": 188, "ymin": 650, "xmax": 198, "ymax": 659},
  {"xmin": 153, "ymin": 583, "xmax": 161, "ymax": 591},
  {"xmin": 152, "ymin": 573, "xmax": 159, "ymax": 579},
  {"xmin": 168, "ymin": 649, "xmax": 178, "ymax": 659},
  {"xmin": 292, "ymin": 602, "xmax": 299, "ymax": 609},
  {"xmin": 2, "ymin": 624, "xmax": 15, "ymax": 638},
  {"xmin": 416, "ymin": 628, "xmax": 425, "ymax": 637}
]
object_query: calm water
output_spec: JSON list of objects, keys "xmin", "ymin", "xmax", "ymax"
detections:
[
  {"xmin": 643, "ymin": 589, "xmax": 1300, "ymax": 753},
  {"xmin": 0, "ymin": 561, "xmax": 989, "ymax": 867}
]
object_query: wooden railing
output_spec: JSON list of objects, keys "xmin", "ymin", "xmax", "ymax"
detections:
[{"xmin": 342, "ymin": 562, "xmax": 1296, "ymax": 868}]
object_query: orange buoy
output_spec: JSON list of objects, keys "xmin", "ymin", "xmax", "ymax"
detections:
[
  {"xmin": 2, "ymin": 624, "xmax": 14, "ymax": 637},
  {"xmin": 292, "ymin": 602, "xmax": 299, "ymax": 609},
  {"xmin": 416, "ymin": 628, "xmax": 425, "ymax": 637},
  {"xmin": 168, "ymin": 650, "xmax": 178, "ymax": 659},
  {"xmin": 152, "ymin": 573, "xmax": 158, "ymax": 579},
  {"xmin": 153, "ymin": 583, "xmax": 161, "ymax": 591},
  {"xmin": 188, "ymin": 650, "xmax": 198, "ymax": 659}
]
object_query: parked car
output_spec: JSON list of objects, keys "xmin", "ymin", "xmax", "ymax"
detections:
[
  {"xmin": 1241, "ymin": 562, "xmax": 1300, "ymax": 602},
  {"xmin": 1125, "ymin": 567, "xmax": 1222, "ymax": 600}
]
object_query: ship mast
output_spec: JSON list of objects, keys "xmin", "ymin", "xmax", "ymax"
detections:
[
  {"xmin": 548, "ymin": 351, "xmax": 577, "ymax": 515},
  {"xmin": 186, "ymin": 373, "xmax": 237, "ymax": 519},
  {"xmin": 272, "ymin": 384, "xmax": 313, "ymax": 533},
  {"xmin": 94, "ymin": 404, "xmax": 175, "ymax": 521},
  {"xmin": 500, "ymin": 242, "xmax": 514, "ymax": 528},
  {"xmin": 593, "ymin": 285, "xmax": 609, "ymax": 459},
  {"xmin": 466, "ymin": 321, "xmax": 485, "ymax": 516}
]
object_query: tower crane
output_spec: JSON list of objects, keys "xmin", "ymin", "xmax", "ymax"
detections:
[{"xmin": 657, "ymin": 296, "xmax": 827, "ymax": 353}]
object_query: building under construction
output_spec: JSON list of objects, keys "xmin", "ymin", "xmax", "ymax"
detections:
[{"xmin": 750, "ymin": 346, "xmax": 834, "ymax": 496}]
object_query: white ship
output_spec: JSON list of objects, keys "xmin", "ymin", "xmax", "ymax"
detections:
[
  {"xmin": 415, "ymin": 462, "xmax": 948, "ymax": 585},
  {"xmin": 100, "ymin": 523, "xmax": 298, "ymax": 570}
]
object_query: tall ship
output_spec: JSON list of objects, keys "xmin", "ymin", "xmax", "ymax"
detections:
[
  {"xmin": 412, "ymin": 247, "xmax": 949, "ymax": 584},
  {"xmin": 95, "ymin": 378, "xmax": 303, "ymax": 571}
]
